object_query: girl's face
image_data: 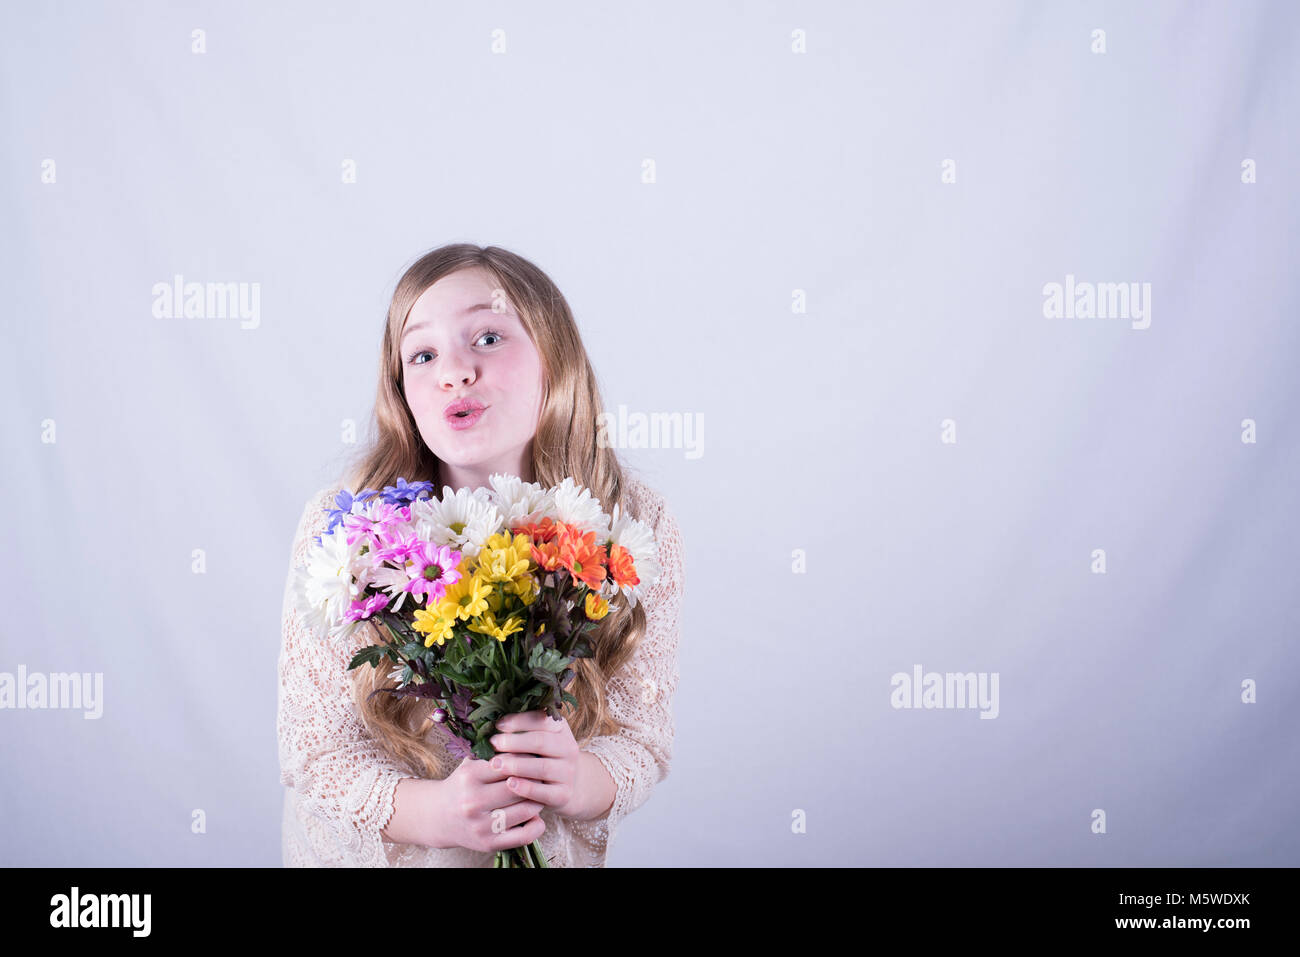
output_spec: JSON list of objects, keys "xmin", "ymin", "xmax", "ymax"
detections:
[{"xmin": 399, "ymin": 267, "xmax": 545, "ymax": 491}]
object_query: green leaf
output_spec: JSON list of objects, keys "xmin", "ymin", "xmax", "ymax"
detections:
[
  {"xmin": 432, "ymin": 663, "xmax": 465, "ymax": 683},
  {"xmin": 471, "ymin": 689, "xmax": 505, "ymax": 709},
  {"xmin": 467, "ymin": 702, "xmax": 501, "ymax": 724},
  {"xmin": 536, "ymin": 648, "xmax": 567, "ymax": 672},
  {"xmin": 347, "ymin": 645, "xmax": 385, "ymax": 670}
]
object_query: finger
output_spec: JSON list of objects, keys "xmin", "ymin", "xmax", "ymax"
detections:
[
  {"xmin": 500, "ymin": 774, "xmax": 567, "ymax": 807},
  {"xmin": 490, "ymin": 730, "xmax": 562, "ymax": 756},
  {"xmin": 492, "ymin": 813, "xmax": 546, "ymax": 852},
  {"xmin": 483, "ymin": 799, "xmax": 544, "ymax": 834},
  {"xmin": 496, "ymin": 710, "xmax": 553, "ymax": 733},
  {"xmin": 487, "ymin": 754, "xmax": 558, "ymax": 784},
  {"xmin": 487, "ymin": 776, "xmax": 542, "ymax": 808}
]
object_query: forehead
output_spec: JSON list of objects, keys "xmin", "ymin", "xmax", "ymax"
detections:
[{"xmin": 403, "ymin": 268, "xmax": 518, "ymax": 339}]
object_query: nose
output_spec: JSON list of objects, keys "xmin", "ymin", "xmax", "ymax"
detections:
[{"xmin": 438, "ymin": 346, "xmax": 477, "ymax": 390}]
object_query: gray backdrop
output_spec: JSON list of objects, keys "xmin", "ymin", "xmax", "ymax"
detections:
[{"xmin": 2, "ymin": 0, "xmax": 1297, "ymax": 866}]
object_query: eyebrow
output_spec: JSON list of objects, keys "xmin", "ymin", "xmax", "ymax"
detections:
[{"xmin": 401, "ymin": 302, "xmax": 511, "ymax": 343}]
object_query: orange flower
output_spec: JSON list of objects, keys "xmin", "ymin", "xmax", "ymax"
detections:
[
  {"xmin": 558, "ymin": 525, "xmax": 607, "ymax": 589},
  {"xmin": 513, "ymin": 517, "xmax": 561, "ymax": 544},
  {"xmin": 530, "ymin": 538, "xmax": 563, "ymax": 572},
  {"xmin": 608, "ymin": 543, "xmax": 640, "ymax": 588}
]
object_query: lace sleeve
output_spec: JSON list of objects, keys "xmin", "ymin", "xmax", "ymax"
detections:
[
  {"xmin": 277, "ymin": 488, "xmax": 416, "ymax": 867},
  {"xmin": 565, "ymin": 483, "xmax": 684, "ymax": 865}
]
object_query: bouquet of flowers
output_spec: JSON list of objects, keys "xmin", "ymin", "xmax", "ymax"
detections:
[{"xmin": 292, "ymin": 474, "xmax": 661, "ymax": 868}]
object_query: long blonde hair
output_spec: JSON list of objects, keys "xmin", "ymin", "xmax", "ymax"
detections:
[{"xmin": 337, "ymin": 243, "xmax": 649, "ymax": 779}]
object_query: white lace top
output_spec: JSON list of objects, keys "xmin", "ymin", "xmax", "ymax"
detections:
[{"xmin": 277, "ymin": 474, "xmax": 683, "ymax": 867}]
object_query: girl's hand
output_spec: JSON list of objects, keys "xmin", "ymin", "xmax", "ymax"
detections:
[
  {"xmin": 433, "ymin": 757, "xmax": 545, "ymax": 854},
  {"xmin": 489, "ymin": 710, "xmax": 580, "ymax": 816}
]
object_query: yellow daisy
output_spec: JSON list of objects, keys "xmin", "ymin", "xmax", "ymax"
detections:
[
  {"xmin": 467, "ymin": 611, "xmax": 527, "ymax": 643},
  {"xmin": 433, "ymin": 573, "xmax": 492, "ymax": 622}
]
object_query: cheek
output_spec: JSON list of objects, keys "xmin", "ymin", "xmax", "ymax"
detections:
[
  {"xmin": 404, "ymin": 376, "xmax": 438, "ymax": 415},
  {"xmin": 505, "ymin": 350, "xmax": 544, "ymax": 402}
]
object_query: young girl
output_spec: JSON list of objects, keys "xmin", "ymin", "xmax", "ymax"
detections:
[{"xmin": 277, "ymin": 243, "xmax": 684, "ymax": 867}]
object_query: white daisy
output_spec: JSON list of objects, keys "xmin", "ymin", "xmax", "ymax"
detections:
[
  {"xmin": 607, "ymin": 502, "xmax": 661, "ymax": 609},
  {"xmin": 408, "ymin": 485, "xmax": 503, "ymax": 559},
  {"xmin": 551, "ymin": 477, "xmax": 611, "ymax": 540},
  {"xmin": 486, "ymin": 473, "xmax": 556, "ymax": 527},
  {"xmin": 293, "ymin": 527, "xmax": 371, "ymax": 642},
  {"xmin": 292, "ymin": 565, "xmax": 335, "ymax": 636}
]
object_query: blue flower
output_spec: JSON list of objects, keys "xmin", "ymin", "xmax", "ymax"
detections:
[
  {"xmin": 324, "ymin": 487, "xmax": 380, "ymax": 533},
  {"xmin": 380, "ymin": 478, "xmax": 435, "ymax": 506}
]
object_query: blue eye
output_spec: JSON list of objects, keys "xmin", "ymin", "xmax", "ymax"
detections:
[{"xmin": 406, "ymin": 331, "xmax": 503, "ymax": 366}]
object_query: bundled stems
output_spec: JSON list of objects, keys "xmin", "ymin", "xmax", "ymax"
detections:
[{"xmin": 494, "ymin": 837, "xmax": 547, "ymax": 868}]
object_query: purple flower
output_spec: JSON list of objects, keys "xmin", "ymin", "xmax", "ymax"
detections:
[
  {"xmin": 343, "ymin": 502, "xmax": 410, "ymax": 547},
  {"xmin": 372, "ymin": 528, "xmax": 418, "ymax": 564},
  {"xmin": 325, "ymin": 487, "xmax": 380, "ymax": 534},
  {"xmin": 402, "ymin": 540, "xmax": 463, "ymax": 604},
  {"xmin": 342, "ymin": 592, "xmax": 389, "ymax": 623},
  {"xmin": 432, "ymin": 721, "xmax": 475, "ymax": 760},
  {"xmin": 380, "ymin": 478, "xmax": 435, "ymax": 507}
]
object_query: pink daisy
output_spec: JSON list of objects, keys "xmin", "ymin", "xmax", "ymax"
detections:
[{"xmin": 403, "ymin": 540, "xmax": 463, "ymax": 604}]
